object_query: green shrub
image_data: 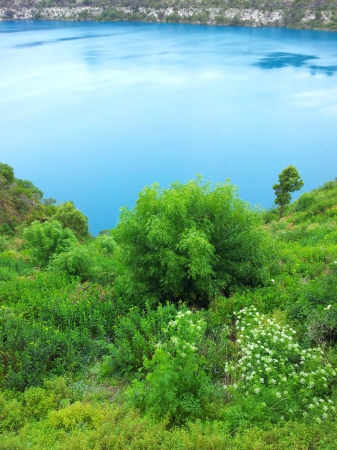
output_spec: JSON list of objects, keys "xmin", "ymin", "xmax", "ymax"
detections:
[
  {"xmin": 95, "ymin": 234, "xmax": 117, "ymax": 255},
  {"xmin": 23, "ymin": 220, "xmax": 77, "ymax": 267},
  {"xmin": 0, "ymin": 308, "xmax": 81, "ymax": 390},
  {"xmin": 23, "ymin": 386, "xmax": 58, "ymax": 420},
  {"xmin": 0, "ymin": 162, "xmax": 14, "ymax": 185},
  {"xmin": 0, "ymin": 236, "xmax": 9, "ymax": 252},
  {"xmin": 127, "ymin": 309, "xmax": 212, "ymax": 424},
  {"xmin": 53, "ymin": 201, "xmax": 89, "ymax": 240},
  {"xmin": 114, "ymin": 176, "xmax": 272, "ymax": 305},
  {"xmin": 50, "ymin": 244, "xmax": 95, "ymax": 281},
  {"xmin": 47, "ymin": 401, "xmax": 103, "ymax": 431},
  {"xmin": 223, "ymin": 306, "xmax": 336, "ymax": 427},
  {"xmin": 0, "ymin": 392, "xmax": 25, "ymax": 432},
  {"xmin": 101, "ymin": 303, "xmax": 177, "ymax": 380}
]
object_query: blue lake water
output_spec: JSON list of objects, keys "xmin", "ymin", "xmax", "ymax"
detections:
[{"xmin": 1, "ymin": 21, "xmax": 337, "ymax": 235}]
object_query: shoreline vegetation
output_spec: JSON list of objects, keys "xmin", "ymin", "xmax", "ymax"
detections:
[
  {"xmin": 1, "ymin": 161, "xmax": 337, "ymax": 448},
  {"xmin": 1, "ymin": 0, "xmax": 337, "ymax": 31}
]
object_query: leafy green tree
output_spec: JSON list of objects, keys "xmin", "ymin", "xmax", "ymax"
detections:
[
  {"xmin": 43, "ymin": 198, "xmax": 57, "ymax": 207},
  {"xmin": 273, "ymin": 166, "xmax": 304, "ymax": 218},
  {"xmin": 0, "ymin": 162, "xmax": 14, "ymax": 186},
  {"xmin": 23, "ymin": 220, "xmax": 77, "ymax": 267},
  {"xmin": 16, "ymin": 179, "xmax": 43, "ymax": 200},
  {"xmin": 54, "ymin": 201, "xmax": 89, "ymax": 240},
  {"xmin": 114, "ymin": 176, "xmax": 271, "ymax": 304}
]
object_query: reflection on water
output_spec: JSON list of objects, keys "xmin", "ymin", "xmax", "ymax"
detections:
[
  {"xmin": 15, "ymin": 34, "xmax": 106, "ymax": 48},
  {"xmin": 253, "ymin": 52, "xmax": 337, "ymax": 76},
  {"xmin": 253, "ymin": 52, "xmax": 319, "ymax": 69},
  {"xmin": 309, "ymin": 65, "xmax": 337, "ymax": 76}
]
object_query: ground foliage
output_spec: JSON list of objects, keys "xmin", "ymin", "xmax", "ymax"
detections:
[{"xmin": 0, "ymin": 170, "xmax": 337, "ymax": 448}]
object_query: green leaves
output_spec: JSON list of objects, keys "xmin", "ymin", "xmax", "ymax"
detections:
[
  {"xmin": 114, "ymin": 177, "xmax": 271, "ymax": 304},
  {"xmin": 0, "ymin": 162, "xmax": 14, "ymax": 186},
  {"xmin": 273, "ymin": 166, "xmax": 304, "ymax": 218},
  {"xmin": 53, "ymin": 201, "xmax": 89, "ymax": 240},
  {"xmin": 126, "ymin": 309, "xmax": 212, "ymax": 424},
  {"xmin": 24, "ymin": 220, "xmax": 78, "ymax": 268}
]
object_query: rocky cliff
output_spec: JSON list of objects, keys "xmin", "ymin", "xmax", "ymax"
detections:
[{"xmin": 1, "ymin": 0, "xmax": 337, "ymax": 30}]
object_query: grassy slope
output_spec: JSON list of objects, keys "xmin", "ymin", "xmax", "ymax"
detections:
[{"xmin": 0, "ymin": 179, "xmax": 337, "ymax": 448}]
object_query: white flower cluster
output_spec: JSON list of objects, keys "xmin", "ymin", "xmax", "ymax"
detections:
[
  {"xmin": 225, "ymin": 306, "xmax": 336, "ymax": 422},
  {"xmin": 163, "ymin": 309, "xmax": 204, "ymax": 358}
]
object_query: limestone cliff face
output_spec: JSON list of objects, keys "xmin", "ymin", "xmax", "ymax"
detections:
[{"xmin": 1, "ymin": 0, "xmax": 337, "ymax": 30}]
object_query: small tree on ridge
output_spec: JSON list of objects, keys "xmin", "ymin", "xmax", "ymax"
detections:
[{"xmin": 273, "ymin": 166, "xmax": 304, "ymax": 218}]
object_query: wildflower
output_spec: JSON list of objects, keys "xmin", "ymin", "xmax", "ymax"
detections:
[
  {"xmin": 276, "ymin": 392, "xmax": 281, "ymax": 398},
  {"xmin": 254, "ymin": 387, "xmax": 260, "ymax": 394},
  {"xmin": 259, "ymin": 378, "xmax": 264, "ymax": 383},
  {"xmin": 308, "ymin": 404, "xmax": 314, "ymax": 409},
  {"xmin": 316, "ymin": 417, "xmax": 322, "ymax": 423}
]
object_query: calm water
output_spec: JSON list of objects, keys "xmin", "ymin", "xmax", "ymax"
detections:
[{"xmin": 1, "ymin": 21, "xmax": 337, "ymax": 234}]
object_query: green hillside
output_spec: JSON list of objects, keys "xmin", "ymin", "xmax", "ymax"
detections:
[
  {"xmin": 0, "ymin": 166, "xmax": 337, "ymax": 449},
  {"xmin": 1, "ymin": 0, "xmax": 337, "ymax": 30}
]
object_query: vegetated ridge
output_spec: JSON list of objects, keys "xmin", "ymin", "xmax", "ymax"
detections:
[
  {"xmin": 1, "ymin": 161, "xmax": 337, "ymax": 448},
  {"xmin": 1, "ymin": 0, "xmax": 337, "ymax": 30}
]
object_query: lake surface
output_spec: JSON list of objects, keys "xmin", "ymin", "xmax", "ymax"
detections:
[{"xmin": 1, "ymin": 21, "xmax": 337, "ymax": 235}]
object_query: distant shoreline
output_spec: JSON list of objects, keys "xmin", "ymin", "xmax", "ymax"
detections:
[{"xmin": 1, "ymin": 5, "xmax": 337, "ymax": 32}]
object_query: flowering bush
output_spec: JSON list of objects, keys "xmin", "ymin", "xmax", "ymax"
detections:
[
  {"xmin": 224, "ymin": 306, "xmax": 336, "ymax": 425},
  {"xmin": 126, "ymin": 309, "xmax": 212, "ymax": 424}
]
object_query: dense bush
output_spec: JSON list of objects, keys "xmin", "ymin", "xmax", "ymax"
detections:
[
  {"xmin": 223, "ymin": 306, "xmax": 336, "ymax": 427},
  {"xmin": 0, "ymin": 308, "xmax": 81, "ymax": 390},
  {"xmin": 114, "ymin": 177, "xmax": 272, "ymax": 304},
  {"xmin": 53, "ymin": 201, "xmax": 89, "ymax": 240},
  {"xmin": 101, "ymin": 303, "xmax": 178, "ymax": 380},
  {"xmin": 127, "ymin": 309, "xmax": 213, "ymax": 424},
  {"xmin": 50, "ymin": 243, "xmax": 95, "ymax": 281},
  {"xmin": 0, "ymin": 162, "xmax": 14, "ymax": 186},
  {"xmin": 23, "ymin": 220, "xmax": 77, "ymax": 267}
]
